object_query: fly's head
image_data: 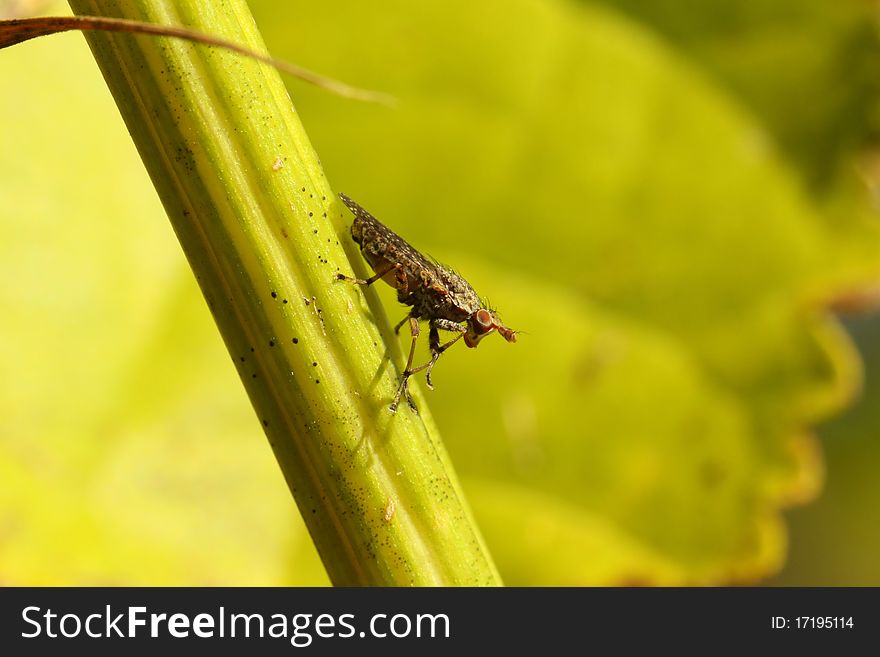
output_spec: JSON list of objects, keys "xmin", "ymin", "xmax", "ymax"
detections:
[{"xmin": 464, "ymin": 307, "xmax": 517, "ymax": 348}]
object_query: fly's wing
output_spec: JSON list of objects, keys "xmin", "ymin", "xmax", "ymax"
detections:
[{"xmin": 339, "ymin": 193, "xmax": 441, "ymax": 283}]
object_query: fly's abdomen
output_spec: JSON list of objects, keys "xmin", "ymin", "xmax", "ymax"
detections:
[{"xmin": 350, "ymin": 215, "xmax": 365, "ymax": 245}]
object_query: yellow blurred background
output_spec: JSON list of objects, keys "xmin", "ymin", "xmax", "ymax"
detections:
[{"xmin": 1, "ymin": 0, "xmax": 879, "ymax": 585}]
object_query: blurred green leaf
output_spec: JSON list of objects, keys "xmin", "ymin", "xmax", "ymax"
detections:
[
  {"xmin": 594, "ymin": 0, "xmax": 880, "ymax": 189},
  {"xmin": 771, "ymin": 314, "xmax": 880, "ymax": 585}
]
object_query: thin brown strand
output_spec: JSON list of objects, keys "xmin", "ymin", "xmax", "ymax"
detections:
[{"xmin": 0, "ymin": 15, "xmax": 395, "ymax": 105}]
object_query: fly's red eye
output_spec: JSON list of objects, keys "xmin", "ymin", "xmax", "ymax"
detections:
[{"xmin": 475, "ymin": 309, "xmax": 493, "ymax": 329}]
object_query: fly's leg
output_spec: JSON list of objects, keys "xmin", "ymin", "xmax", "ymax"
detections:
[
  {"xmin": 335, "ymin": 261, "xmax": 394, "ymax": 286},
  {"xmin": 390, "ymin": 316, "xmax": 420, "ymax": 413},
  {"xmin": 338, "ymin": 262, "xmax": 419, "ymax": 412},
  {"xmin": 405, "ymin": 321, "xmax": 465, "ymax": 390},
  {"xmin": 394, "ymin": 314, "xmax": 409, "ymax": 335},
  {"xmin": 388, "ymin": 269, "xmax": 413, "ymax": 336},
  {"xmin": 425, "ymin": 329, "xmax": 464, "ymax": 389}
]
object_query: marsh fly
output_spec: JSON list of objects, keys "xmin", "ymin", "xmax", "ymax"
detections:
[{"xmin": 336, "ymin": 193, "xmax": 516, "ymax": 412}]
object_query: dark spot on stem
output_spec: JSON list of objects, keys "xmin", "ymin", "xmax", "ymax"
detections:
[
  {"xmin": 271, "ymin": 291, "xmax": 277, "ymax": 298},
  {"xmin": 269, "ymin": 340, "xmax": 275, "ymax": 347},
  {"xmin": 292, "ymin": 338, "xmax": 299, "ymax": 344}
]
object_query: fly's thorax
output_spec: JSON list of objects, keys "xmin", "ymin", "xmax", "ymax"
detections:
[{"xmin": 437, "ymin": 266, "xmax": 481, "ymax": 315}]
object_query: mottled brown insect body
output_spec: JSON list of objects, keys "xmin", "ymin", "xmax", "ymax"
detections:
[{"xmin": 337, "ymin": 193, "xmax": 516, "ymax": 412}]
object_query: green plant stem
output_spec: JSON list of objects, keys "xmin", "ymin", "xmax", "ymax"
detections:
[{"xmin": 68, "ymin": 0, "xmax": 500, "ymax": 586}]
